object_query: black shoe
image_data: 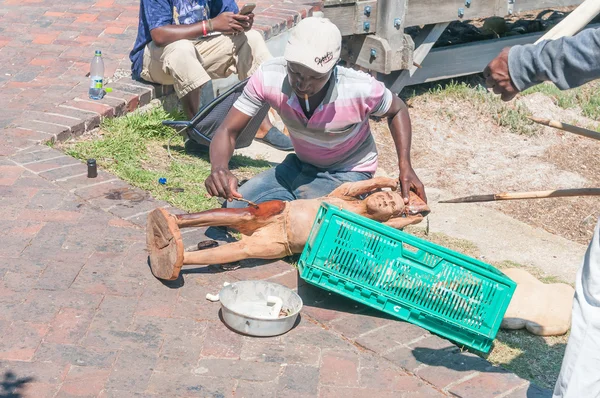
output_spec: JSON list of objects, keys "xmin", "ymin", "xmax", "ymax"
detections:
[
  {"xmin": 197, "ymin": 240, "xmax": 219, "ymax": 250},
  {"xmin": 256, "ymin": 127, "xmax": 294, "ymax": 151}
]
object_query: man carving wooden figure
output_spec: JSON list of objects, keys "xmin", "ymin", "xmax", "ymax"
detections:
[{"xmin": 146, "ymin": 177, "xmax": 430, "ymax": 280}]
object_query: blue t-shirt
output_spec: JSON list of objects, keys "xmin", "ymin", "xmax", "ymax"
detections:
[{"xmin": 129, "ymin": 0, "xmax": 239, "ymax": 79}]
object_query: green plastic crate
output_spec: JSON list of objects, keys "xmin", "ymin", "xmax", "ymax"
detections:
[{"xmin": 297, "ymin": 204, "xmax": 516, "ymax": 353}]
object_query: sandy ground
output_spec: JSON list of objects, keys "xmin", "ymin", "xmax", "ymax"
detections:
[{"xmin": 372, "ymin": 86, "xmax": 600, "ymax": 247}]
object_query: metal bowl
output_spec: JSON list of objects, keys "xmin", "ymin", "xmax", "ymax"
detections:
[{"xmin": 219, "ymin": 280, "xmax": 303, "ymax": 337}]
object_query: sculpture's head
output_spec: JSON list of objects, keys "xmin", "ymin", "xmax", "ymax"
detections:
[{"xmin": 365, "ymin": 190, "xmax": 430, "ymax": 222}]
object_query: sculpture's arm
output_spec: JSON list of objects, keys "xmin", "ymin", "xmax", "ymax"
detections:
[
  {"xmin": 383, "ymin": 216, "xmax": 424, "ymax": 230},
  {"xmin": 327, "ymin": 177, "xmax": 399, "ymax": 199}
]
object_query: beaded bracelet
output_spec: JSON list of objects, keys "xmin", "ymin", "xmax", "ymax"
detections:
[{"xmin": 202, "ymin": 20, "xmax": 207, "ymax": 36}]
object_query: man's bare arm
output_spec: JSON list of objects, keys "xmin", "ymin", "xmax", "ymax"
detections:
[
  {"xmin": 381, "ymin": 95, "xmax": 427, "ymax": 204},
  {"xmin": 151, "ymin": 13, "xmax": 252, "ymax": 46},
  {"xmin": 205, "ymin": 108, "xmax": 253, "ymax": 200}
]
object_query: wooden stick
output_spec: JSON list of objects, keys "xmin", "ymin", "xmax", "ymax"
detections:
[
  {"xmin": 440, "ymin": 188, "xmax": 600, "ymax": 203},
  {"xmin": 234, "ymin": 197, "xmax": 258, "ymax": 207},
  {"xmin": 529, "ymin": 117, "xmax": 600, "ymax": 141},
  {"xmin": 535, "ymin": 0, "xmax": 600, "ymax": 44}
]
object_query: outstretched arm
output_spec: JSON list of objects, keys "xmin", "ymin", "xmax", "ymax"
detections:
[
  {"xmin": 151, "ymin": 14, "xmax": 252, "ymax": 47},
  {"xmin": 205, "ymin": 108, "xmax": 252, "ymax": 200},
  {"xmin": 382, "ymin": 96, "xmax": 427, "ymax": 204},
  {"xmin": 205, "ymin": 67, "xmax": 268, "ymax": 200},
  {"xmin": 510, "ymin": 28, "xmax": 600, "ymax": 91},
  {"xmin": 327, "ymin": 177, "xmax": 399, "ymax": 199},
  {"xmin": 484, "ymin": 28, "xmax": 600, "ymax": 100}
]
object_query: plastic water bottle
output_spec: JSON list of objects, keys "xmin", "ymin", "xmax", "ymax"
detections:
[{"xmin": 89, "ymin": 50, "xmax": 104, "ymax": 100}]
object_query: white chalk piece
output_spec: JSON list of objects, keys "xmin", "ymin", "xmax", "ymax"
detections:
[
  {"xmin": 206, "ymin": 282, "xmax": 230, "ymax": 302},
  {"xmin": 206, "ymin": 293, "xmax": 220, "ymax": 302}
]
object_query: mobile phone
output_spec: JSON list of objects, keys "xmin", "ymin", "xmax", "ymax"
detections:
[{"xmin": 239, "ymin": 3, "xmax": 256, "ymax": 15}]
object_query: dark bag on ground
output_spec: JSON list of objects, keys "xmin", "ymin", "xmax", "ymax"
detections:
[{"xmin": 162, "ymin": 78, "xmax": 269, "ymax": 150}]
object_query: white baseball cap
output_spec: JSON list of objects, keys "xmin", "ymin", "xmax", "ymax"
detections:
[{"xmin": 284, "ymin": 17, "xmax": 342, "ymax": 74}]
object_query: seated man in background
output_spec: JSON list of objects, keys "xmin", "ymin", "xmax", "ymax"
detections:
[
  {"xmin": 204, "ymin": 17, "xmax": 427, "ymax": 207},
  {"xmin": 129, "ymin": 0, "xmax": 293, "ymax": 151}
]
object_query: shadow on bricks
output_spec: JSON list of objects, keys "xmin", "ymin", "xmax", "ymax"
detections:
[
  {"xmin": 176, "ymin": 227, "xmax": 275, "ymax": 275},
  {"xmin": 412, "ymin": 335, "xmax": 562, "ymax": 396},
  {"xmin": 145, "ymin": 256, "xmax": 185, "ymax": 290},
  {"xmin": 411, "ymin": 345, "xmax": 497, "ymax": 372},
  {"xmin": 296, "ymin": 282, "xmax": 385, "ymax": 320},
  {"xmin": 0, "ymin": 370, "xmax": 34, "ymax": 397}
]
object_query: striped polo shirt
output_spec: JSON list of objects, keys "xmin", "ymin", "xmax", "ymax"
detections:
[{"xmin": 233, "ymin": 57, "xmax": 393, "ymax": 173}]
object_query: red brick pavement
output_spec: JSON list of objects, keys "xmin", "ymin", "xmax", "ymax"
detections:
[
  {"xmin": 0, "ymin": 0, "xmax": 553, "ymax": 396},
  {"xmin": 0, "ymin": 0, "xmax": 317, "ymax": 146},
  {"xmin": 0, "ymin": 148, "xmax": 554, "ymax": 397}
]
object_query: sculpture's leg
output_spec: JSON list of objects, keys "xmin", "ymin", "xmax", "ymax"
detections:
[
  {"xmin": 175, "ymin": 200, "xmax": 287, "ymax": 235},
  {"xmin": 183, "ymin": 235, "xmax": 290, "ymax": 265},
  {"xmin": 147, "ymin": 208, "xmax": 185, "ymax": 281},
  {"xmin": 176, "ymin": 207, "xmax": 257, "ymax": 229},
  {"xmin": 328, "ymin": 177, "xmax": 399, "ymax": 199},
  {"xmin": 145, "ymin": 206, "xmax": 254, "ymax": 281},
  {"xmin": 146, "ymin": 202, "xmax": 288, "ymax": 280}
]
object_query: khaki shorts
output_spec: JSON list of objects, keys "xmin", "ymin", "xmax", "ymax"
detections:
[{"xmin": 141, "ymin": 30, "xmax": 271, "ymax": 98}]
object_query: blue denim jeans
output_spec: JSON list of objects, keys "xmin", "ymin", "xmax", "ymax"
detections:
[{"xmin": 226, "ymin": 154, "xmax": 372, "ymax": 208}]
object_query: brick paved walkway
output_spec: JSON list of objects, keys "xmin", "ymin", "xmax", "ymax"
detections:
[{"xmin": 0, "ymin": 0, "xmax": 553, "ymax": 396}]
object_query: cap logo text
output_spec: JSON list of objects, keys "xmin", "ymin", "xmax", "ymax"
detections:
[{"xmin": 315, "ymin": 52, "xmax": 333, "ymax": 67}]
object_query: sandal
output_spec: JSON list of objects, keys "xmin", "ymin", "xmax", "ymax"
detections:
[{"xmin": 256, "ymin": 127, "xmax": 294, "ymax": 151}]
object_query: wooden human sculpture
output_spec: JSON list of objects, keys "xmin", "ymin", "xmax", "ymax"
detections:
[
  {"xmin": 147, "ymin": 177, "xmax": 430, "ymax": 280},
  {"xmin": 501, "ymin": 268, "xmax": 575, "ymax": 336}
]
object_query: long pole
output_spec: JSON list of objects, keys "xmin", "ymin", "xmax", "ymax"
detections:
[
  {"xmin": 534, "ymin": 0, "xmax": 600, "ymax": 44},
  {"xmin": 529, "ymin": 117, "xmax": 600, "ymax": 141},
  {"xmin": 440, "ymin": 188, "xmax": 600, "ymax": 203}
]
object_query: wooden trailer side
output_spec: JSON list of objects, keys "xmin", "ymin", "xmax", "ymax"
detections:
[
  {"xmin": 324, "ymin": 0, "xmax": 586, "ymax": 81},
  {"xmin": 404, "ymin": 0, "xmax": 584, "ymax": 27}
]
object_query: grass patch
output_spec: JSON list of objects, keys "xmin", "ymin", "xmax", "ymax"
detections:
[
  {"xmin": 406, "ymin": 76, "xmax": 600, "ymax": 133},
  {"xmin": 495, "ymin": 103, "xmax": 536, "ymax": 135},
  {"xmin": 579, "ymin": 89, "xmax": 600, "ymax": 120},
  {"xmin": 60, "ymin": 105, "xmax": 271, "ymax": 212},
  {"xmin": 426, "ymin": 79, "xmax": 489, "ymax": 102},
  {"xmin": 521, "ymin": 80, "xmax": 600, "ymax": 121},
  {"xmin": 486, "ymin": 330, "xmax": 568, "ymax": 390},
  {"xmin": 522, "ymin": 83, "xmax": 578, "ymax": 109},
  {"xmin": 422, "ymin": 80, "xmax": 540, "ymax": 135}
]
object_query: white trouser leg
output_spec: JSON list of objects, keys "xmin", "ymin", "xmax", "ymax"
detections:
[{"xmin": 553, "ymin": 218, "xmax": 600, "ymax": 398}]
